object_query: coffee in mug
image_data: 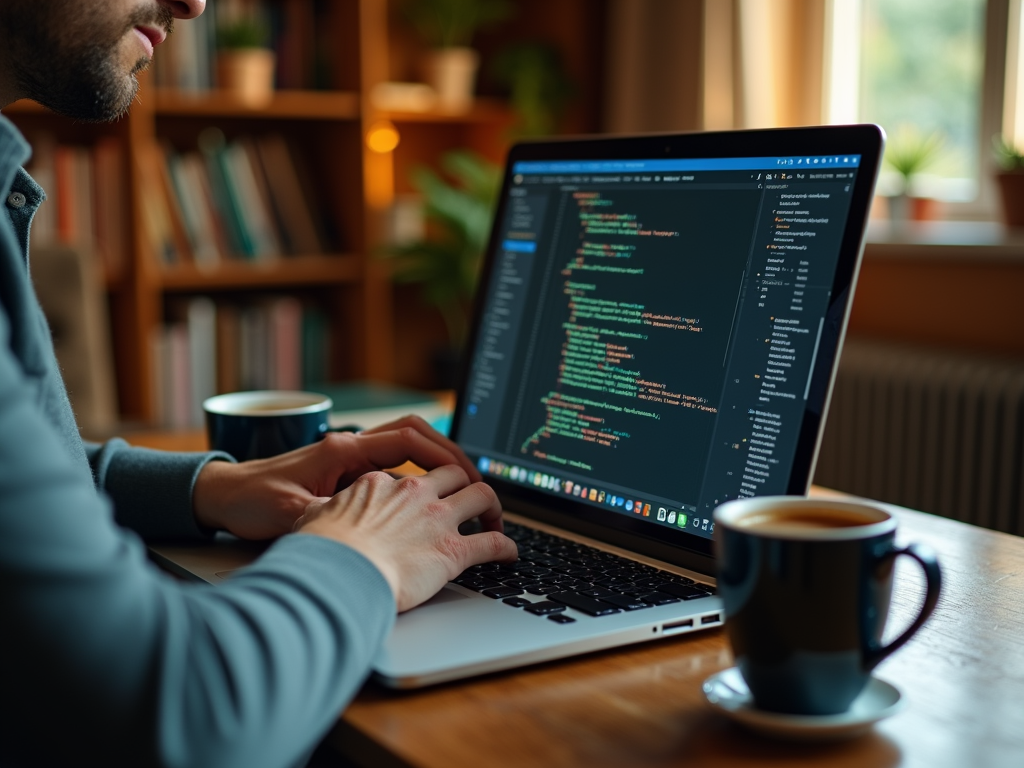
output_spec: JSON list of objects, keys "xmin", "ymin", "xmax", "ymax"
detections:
[
  {"xmin": 204, "ymin": 391, "xmax": 336, "ymax": 461},
  {"xmin": 714, "ymin": 496, "xmax": 942, "ymax": 716}
]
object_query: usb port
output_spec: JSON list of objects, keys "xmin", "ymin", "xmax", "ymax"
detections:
[
  {"xmin": 701, "ymin": 614, "xmax": 721, "ymax": 625},
  {"xmin": 661, "ymin": 618, "xmax": 694, "ymax": 635}
]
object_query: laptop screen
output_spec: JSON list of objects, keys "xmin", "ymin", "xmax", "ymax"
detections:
[{"xmin": 454, "ymin": 148, "xmax": 869, "ymax": 546}]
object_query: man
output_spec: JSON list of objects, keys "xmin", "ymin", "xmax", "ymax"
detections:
[{"xmin": 0, "ymin": 2, "xmax": 516, "ymax": 766}]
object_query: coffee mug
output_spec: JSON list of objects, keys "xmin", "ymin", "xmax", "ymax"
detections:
[
  {"xmin": 713, "ymin": 496, "xmax": 942, "ymax": 716},
  {"xmin": 204, "ymin": 390, "xmax": 351, "ymax": 461}
]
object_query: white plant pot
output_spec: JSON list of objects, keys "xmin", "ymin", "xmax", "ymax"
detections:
[{"xmin": 424, "ymin": 47, "xmax": 480, "ymax": 113}]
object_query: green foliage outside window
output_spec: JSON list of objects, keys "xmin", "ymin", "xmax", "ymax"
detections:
[{"xmin": 860, "ymin": 0, "xmax": 984, "ymax": 195}]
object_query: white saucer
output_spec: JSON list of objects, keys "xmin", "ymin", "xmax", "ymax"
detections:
[{"xmin": 702, "ymin": 667, "xmax": 904, "ymax": 741}]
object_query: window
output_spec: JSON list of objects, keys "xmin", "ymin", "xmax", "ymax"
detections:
[{"xmin": 826, "ymin": 0, "xmax": 1015, "ymax": 215}]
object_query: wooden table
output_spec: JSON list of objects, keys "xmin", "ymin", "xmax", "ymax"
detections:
[
  {"xmin": 127, "ymin": 432, "xmax": 1024, "ymax": 767},
  {"xmin": 328, "ymin": 501, "xmax": 1024, "ymax": 768}
]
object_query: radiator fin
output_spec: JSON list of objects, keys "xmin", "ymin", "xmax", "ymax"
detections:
[{"xmin": 814, "ymin": 340, "xmax": 1024, "ymax": 535}]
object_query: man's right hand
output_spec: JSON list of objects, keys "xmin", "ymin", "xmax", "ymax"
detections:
[{"xmin": 293, "ymin": 466, "xmax": 517, "ymax": 612}]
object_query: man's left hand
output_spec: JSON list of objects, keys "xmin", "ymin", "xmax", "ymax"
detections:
[{"xmin": 192, "ymin": 415, "xmax": 483, "ymax": 540}]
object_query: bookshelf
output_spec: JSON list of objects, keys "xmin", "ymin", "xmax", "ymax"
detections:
[
  {"xmin": 3, "ymin": 0, "xmax": 605, "ymax": 423},
  {"xmin": 0, "ymin": 0, "xmax": 514, "ymax": 424}
]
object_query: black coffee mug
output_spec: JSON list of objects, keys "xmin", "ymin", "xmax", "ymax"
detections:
[
  {"xmin": 204, "ymin": 391, "xmax": 351, "ymax": 461},
  {"xmin": 714, "ymin": 496, "xmax": 942, "ymax": 716}
]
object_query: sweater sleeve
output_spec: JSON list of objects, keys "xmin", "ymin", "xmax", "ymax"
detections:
[
  {"xmin": 0, "ymin": 303, "xmax": 396, "ymax": 768},
  {"xmin": 86, "ymin": 438, "xmax": 235, "ymax": 541}
]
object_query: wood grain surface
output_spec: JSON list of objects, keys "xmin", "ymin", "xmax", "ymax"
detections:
[
  {"xmin": 331, "ymin": 503, "xmax": 1024, "ymax": 768},
  {"xmin": 129, "ymin": 427, "xmax": 1023, "ymax": 767}
]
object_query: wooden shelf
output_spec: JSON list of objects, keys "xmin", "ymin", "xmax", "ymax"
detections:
[
  {"xmin": 159, "ymin": 254, "xmax": 361, "ymax": 291},
  {"xmin": 379, "ymin": 98, "xmax": 515, "ymax": 125},
  {"xmin": 153, "ymin": 89, "xmax": 361, "ymax": 120}
]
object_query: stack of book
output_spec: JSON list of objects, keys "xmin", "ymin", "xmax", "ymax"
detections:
[
  {"xmin": 152, "ymin": 296, "xmax": 331, "ymax": 429},
  {"xmin": 141, "ymin": 132, "xmax": 327, "ymax": 267},
  {"xmin": 23, "ymin": 134, "xmax": 128, "ymax": 280},
  {"xmin": 152, "ymin": 0, "xmax": 340, "ymax": 92}
]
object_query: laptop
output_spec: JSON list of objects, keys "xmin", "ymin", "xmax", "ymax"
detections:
[{"xmin": 153, "ymin": 124, "xmax": 884, "ymax": 689}]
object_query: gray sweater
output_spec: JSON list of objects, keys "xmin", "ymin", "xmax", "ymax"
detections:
[{"xmin": 0, "ymin": 114, "xmax": 395, "ymax": 768}]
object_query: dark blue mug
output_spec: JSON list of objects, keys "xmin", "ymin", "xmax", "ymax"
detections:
[
  {"xmin": 204, "ymin": 391, "xmax": 340, "ymax": 461},
  {"xmin": 714, "ymin": 496, "xmax": 941, "ymax": 716}
]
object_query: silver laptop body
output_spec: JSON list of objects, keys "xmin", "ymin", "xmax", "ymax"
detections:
[{"xmin": 153, "ymin": 125, "xmax": 883, "ymax": 688}]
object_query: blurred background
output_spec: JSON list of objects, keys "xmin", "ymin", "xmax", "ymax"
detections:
[{"xmin": 5, "ymin": 0, "xmax": 1024, "ymax": 534}]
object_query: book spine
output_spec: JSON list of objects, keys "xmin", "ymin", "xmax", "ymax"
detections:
[
  {"xmin": 270, "ymin": 297, "xmax": 303, "ymax": 390},
  {"xmin": 301, "ymin": 305, "xmax": 329, "ymax": 389},
  {"xmin": 93, "ymin": 138, "xmax": 126, "ymax": 279},
  {"xmin": 28, "ymin": 133, "xmax": 58, "ymax": 245},
  {"xmin": 225, "ymin": 142, "xmax": 281, "ymax": 260},
  {"xmin": 206, "ymin": 145, "xmax": 256, "ymax": 258},
  {"xmin": 54, "ymin": 146, "xmax": 76, "ymax": 243},
  {"xmin": 187, "ymin": 297, "xmax": 217, "ymax": 427}
]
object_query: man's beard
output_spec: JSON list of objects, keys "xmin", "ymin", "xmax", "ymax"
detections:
[{"xmin": 6, "ymin": 4, "xmax": 174, "ymax": 122}]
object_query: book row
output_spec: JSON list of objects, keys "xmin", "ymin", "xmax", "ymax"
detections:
[
  {"xmin": 141, "ymin": 131, "xmax": 329, "ymax": 267},
  {"xmin": 152, "ymin": 296, "xmax": 331, "ymax": 429},
  {"xmin": 23, "ymin": 135, "xmax": 128, "ymax": 279}
]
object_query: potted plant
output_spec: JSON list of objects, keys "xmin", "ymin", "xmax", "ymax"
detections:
[
  {"xmin": 490, "ymin": 42, "xmax": 575, "ymax": 137},
  {"xmin": 384, "ymin": 151, "xmax": 502, "ymax": 387},
  {"xmin": 994, "ymin": 137, "xmax": 1024, "ymax": 227},
  {"xmin": 404, "ymin": 0, "xmax": 514, "ymax": 113},
  {"xmin": 884, "ymin": 125, "xmax": 945, "ymax": 223},
  {"xmin": 216, "ymin": 17, "xmax": 275, "ymax": 107}
]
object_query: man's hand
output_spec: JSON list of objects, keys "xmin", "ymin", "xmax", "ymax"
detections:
[
  {"xmin": 294, "ymin": 466, "xmax": 517, "ymax": 611},
  {"xmin": 192, "ymin": 416, "xmax": 484, "ymax": 540}
]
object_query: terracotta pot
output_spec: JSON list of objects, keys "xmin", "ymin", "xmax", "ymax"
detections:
[
  {"xmin": 996, "ymin": 171, "xmax": 1024, "ymax": 227},
  {"xmin": 423, "ymin": 47, "xmax": 479, "ymax": 113},
  {"xmin": 217, "ymin": 49, "xmax": 276, "ymax": 107}
]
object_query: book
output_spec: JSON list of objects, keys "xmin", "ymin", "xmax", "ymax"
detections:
[
  {"xmin": 301, "ymin": 305, "xmax": 330, "ymax": 388},
  {"xmin": 269, "ymin": 297, "xmax": 303, "ymax": 390},
  {"xmin": 200, "ymin": 131, "xmax": 255, "ymax": 258},
  {"xmin": 215, "ymin": 303, "xmax": 241, "ymax": 394},
  {"xmin": 71, "ymin": 147, "xmax": 94, "ymax": 248},
  {"xmin": 255, "ymin": 134, "xmax": 325, "ymax": 254},
  {"xmin": 138, "ymin": 144, "xmax": 188, "ymax": 265},
  {"xmin": 54, "ymin": 145, "xmax": 77, "ymax": 244},
  {"xmin": 224, "ymin": 141, "xmax": 281, "ymax": 260},
  {"xmin": 93, "ymin": 138, "xmax": 127, "ymax": 278},
  {"xmin": 167, "ymin": 151, "xmax": 223, "ymax": 266},
  {"xmin": 187, "ymin": 297, "xmax": 217, "ymax": 426},
  {"xmin": 25, "ymin": 132, "xmax": 58, "ymax": 244}
]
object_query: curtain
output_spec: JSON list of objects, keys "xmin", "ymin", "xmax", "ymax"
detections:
[{"xmin": 603, "ymin": 0, "xmax": 829, "ymax": 133}]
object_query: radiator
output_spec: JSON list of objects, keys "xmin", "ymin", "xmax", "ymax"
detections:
[{"xmin": 813, "ymin": 339, "xmax": 1024, "ymax": 535}]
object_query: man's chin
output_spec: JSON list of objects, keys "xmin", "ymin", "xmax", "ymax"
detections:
[{"xmin": 35, "ymin": 70, "xmax": 142, "ymax": 123}]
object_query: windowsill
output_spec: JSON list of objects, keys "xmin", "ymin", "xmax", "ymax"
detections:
[{"xmin": 865, "ymin": 221, "xmax": 1024, "ymax": 261}]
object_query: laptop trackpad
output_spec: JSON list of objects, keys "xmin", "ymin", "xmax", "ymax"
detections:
[{"xmin": 416, "ymin": 585, "xmax": 473, "ymax": 609}]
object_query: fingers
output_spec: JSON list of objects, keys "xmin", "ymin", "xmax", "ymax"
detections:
[
  {"xmin": 408, "ymin": 464, "xmax": 472, "ymax": 499},
  {"xmin": 347, "ymin": 429, "xmax": 466, "ymax": 476},
  {"xmin": 360, "ymin": 415, "xmax": 481, "ymax": 482},
  {"xmin": 442, "ymin": 480, "xmax": 505, "ymax": 535},
  {"xmin": 461, "ymin": 530, "xmax": 518, "ymax": 566}
]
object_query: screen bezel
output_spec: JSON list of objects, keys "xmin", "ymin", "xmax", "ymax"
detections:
[{"xmin": 449, "ymin": 125, "xmax": 885, "ymax": 568}]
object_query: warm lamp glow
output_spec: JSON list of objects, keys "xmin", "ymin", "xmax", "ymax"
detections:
[{"xmin": 366, "ymin": 121, "xmax": 400, "ymax": 153}]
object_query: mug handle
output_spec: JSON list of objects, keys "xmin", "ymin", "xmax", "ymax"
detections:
[{"xmin": 865, "ymin": 543, "xmax": 943, "ymax": 670}]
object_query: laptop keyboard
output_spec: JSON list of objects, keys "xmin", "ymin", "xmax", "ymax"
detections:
[{"xmin": 451, "ymin": 522, "xmax": 714, "ymax": 624}]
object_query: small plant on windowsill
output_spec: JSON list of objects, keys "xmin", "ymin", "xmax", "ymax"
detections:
[
  {"xmin": 884, "ymin": 125, "xmax": 945, "ymax": 223},
  {"xmin": 994, "ymin": 136, "xmax": 1024, "ymax": 227}
]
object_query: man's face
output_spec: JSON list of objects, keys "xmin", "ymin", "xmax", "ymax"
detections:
[{"xmin": 2, "ymin": 0, "xmax": 174, "ymax": 121}]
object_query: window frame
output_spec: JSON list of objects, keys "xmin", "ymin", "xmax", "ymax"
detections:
[{"xmin": 824, "ymin": 0, "xmax": 1011, "ymax": 220}]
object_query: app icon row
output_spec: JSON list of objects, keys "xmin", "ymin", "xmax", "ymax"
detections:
[{"xmin": 477, "ymin": 456, "xmax": 702, "ymax": 531}]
